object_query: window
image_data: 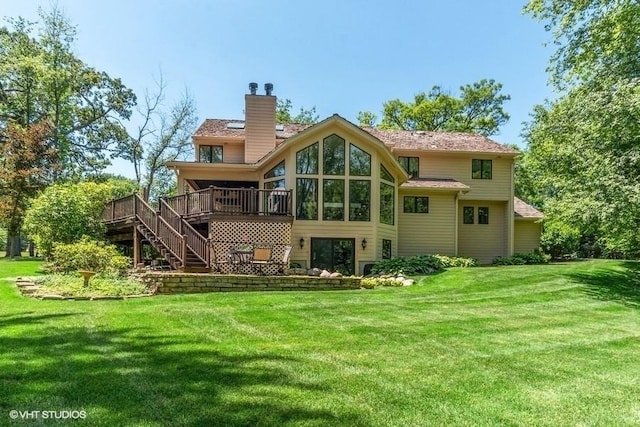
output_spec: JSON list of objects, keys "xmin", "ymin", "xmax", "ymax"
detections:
[
  {"xmin": 403, "ymin": 196, "xmax": 429, "ymax": 213},
  {"xmin": 382, "ymin": 239, "xmax": 392, "ymax": 259},
  {"xmin": 296, "ymin": 143, "xmax": 318, "ymax": 174},
  {"xmin": 349, "ymin": 180, "xmax": 370, "ymax": 221},
  {"xmin": 323, "ymin": 179, "xmax": 344, "ymax": 220},
  {"xmin": 398, "ymin": 156, "xmax": 419, "ymax": 177},
  {"xmin": 463, "ymin": 207, "xmax": 474, "ymax": 224},
  {"xmin": 264, "ymin": 179, "xmax": 285, "ymax": 190},
  {"xmin": 472, "ymin": 159, "xmax": 492, "ymax": 179},
  {"xmin": 349, "ymin": 144, "xmax": 371, "ymax": 176},
  {"xmin": 478, "ymin": 207, "xmax": 489, "ymax": 224},
  {"xmin": 380, "ymin": 164, "xmax": 394, "ymax": 182},
  {"xmin": 380, "ymin": 183, "xmax": 395, "ymax": 225},
  {"xmin": 264, "ymin": 161, "xmax": 285, "ymax": 179},
  {"xmin": 199, "ymin": 145, "xmax": 223, "ymax": 163},
  {"xmin": 323, "ymin": 134, "xmax": 345, "ymax": 175},
  {"xmin": 296, "ymin": 178, "xmax": 317, "ymax": 220}
]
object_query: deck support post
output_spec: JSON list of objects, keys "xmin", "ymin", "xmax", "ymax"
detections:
[
  {"xmin": 133, "ymin": 227, "xmax": 141, "ymax": 266},
  {"xmin": 181, "ymin": 235, "xmax": 187, "ymax": 269}
]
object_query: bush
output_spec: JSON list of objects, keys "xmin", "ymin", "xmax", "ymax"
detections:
[
  {"xmin": 0, "ymin": 227, "xmax": 6, "ymax": 252},
  {"xmin": 47, "ymin": 238, "xmax": 130, "ymax": 275},
  {"xmin": 432, "ymin": 255, "xmax": 478, "ymax": 268},
  {"xmin": 34, "ymin": 274, "xmax": 148, "ymax": 297},
  {"xmin": 361, "ymin": 277, "xmax": 405, "ymax": 289},
  {"xmin": 492, "ymin": 251, "xmax": 550, "ymax": 266},
  {"xmin": 371, "ymin": 255, "xmax": 444, "ymax": 276}
]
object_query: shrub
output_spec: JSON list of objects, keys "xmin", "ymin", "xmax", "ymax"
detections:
[
  {"xmin": 47, "ymin": 238, "xmax": 130, "ymax": 275},
  {"xmin": 360, "ymin": 277, "xmax": 408, "ymax": 288},
  {"xmin": 34, "ymin": 274, "xmax": 148, "ymax": 297},
  {"xmin": 433, "ymin": 255, "xmax": 478, "ymax": 268},
  {"xmin": 371, "ymin": 255, "xmax": 444, "ymax": 276},
  {"xmin": 492, "ymin": 251, "xmax": 550, "ymax": 266}
]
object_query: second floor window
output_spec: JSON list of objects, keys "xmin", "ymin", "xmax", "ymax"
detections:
[
  {"xmin": 472, "ymin": 159, "xmax": 492, "ymax": 179},
  {"xmin": 398, "ymin": 156, "xmax": 419, "ymax": 178},
  {"xmin": 403, "ymin": 196, "xmax": 429, "ymax": 213},
  {"xmin": 199, "ymin": 145, "xmax": 223, "ymax": 163}
]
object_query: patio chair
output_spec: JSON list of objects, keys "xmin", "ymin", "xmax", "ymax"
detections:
[
  {"xmin": 251, "ymin": 246, "xmax": 272, "ymax": 275},
  {"xmin": 211, "ymin": 243, "xmax": 232, "ymax": 274},
  {"xmin": 273, "ymin": 245, "xmax": 292, "ymax": 274}
]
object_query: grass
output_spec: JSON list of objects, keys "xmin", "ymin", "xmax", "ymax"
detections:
[{"xmin": 1, "ymin": 257, "xmax": 640, "ymax": 426}]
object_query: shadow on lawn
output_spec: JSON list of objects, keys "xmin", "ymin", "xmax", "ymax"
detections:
[
  {"xmin": 0, "ymin": 319, "xmax": 364, "ymax": 426},
  {"xmin": 568, "ymin": 261, "xmax": 640, "ymax": 308}
]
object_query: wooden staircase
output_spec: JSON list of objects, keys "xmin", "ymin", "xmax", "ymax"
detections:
[{"xmin": 104, "ymin": 194, "xmax": 210, "ymax": 272}]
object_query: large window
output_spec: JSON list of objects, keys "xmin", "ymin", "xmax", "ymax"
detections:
[
  {"xmin": 380, "ymin": 164, "xmax": 394, "ymax": 182},
  {"xmin": 296, "ymin": 143, "xmax": 318, "ymax": 174},
  {"xmin": 403, "ymin": 196, "xmax": 429, "ymax": 213},
  {"xmin": 264, "ymin": 161, "xmax": 285, "ymax": 179},
  {"xmin": 199, "ymin": 145, "xmax": 223, "ymax": 163},
  {"xmin": 472, "ymin": 159, "xmax": 492, "ymax": 179},
  {"xmin": 349, "ymin": 144, "xmax": 371, "ymax": 176},
  {"xmin": 296, "ymin": 178, "xmax": 317, "ymax": 220},
  {"xmin": 349, "ymin": 180, "xmax": 370, "ymax": 221},
  {"xmin": 398, "ymin": 156, "xmax": 419, "ymax": 178},
  {"xmin": 478, "ymin": 207, "xmax": 489, "ymax": 224},
  {"xmin": 380, "ymin": 183, "xmax": 395, "ymax": 225},
  {"xmin": 323, "ymin": 179, "xmax": 344, "ymax": 220},
  {"xmin": 463, "ymin": 207, "xmax": 474, "ymax": 224},
  {"xmin": 323, "ymin": 134, "xmax": 345, "ymax": 175}
]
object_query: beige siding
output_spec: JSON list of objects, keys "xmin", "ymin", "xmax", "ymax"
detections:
[
  {"xmin": 458, "ymin": 201, "xmax": 507, "ymax": 264},
  {"xmin": 398, "ymin": 192, "xmax": 456, "ymax": 256},
  {"xmin": 408, "ymin": 153, "xmax": 513, "ymax": 200},
  {"xmin": 514, "ymin": 221, "xmax": 542, "ymax": 254},
  {"xmin": 245, "ymin": 95, "xmax": 276, "ymax": 163},
  {"xmin": 224, "ymin": 144, "xmax": 244, "ymax": 164}
]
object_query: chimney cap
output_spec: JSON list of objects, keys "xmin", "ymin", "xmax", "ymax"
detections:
[
  {"xmin": 265, "ymin": 83, "xmax": 274, "ymax": 96},
  {"xmin": 249, "ymin": 82, "xmax": 258, "ymax": 95}
]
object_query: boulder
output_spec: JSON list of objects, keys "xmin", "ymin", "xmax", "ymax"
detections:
[
  {"xmin": 319, "ymin": 270, "xmax": 331, "ymax": 278},
  {"xmin": 402, "ymin": 279, "xmax": 415, "ymax": 287},
  {"xmin": 308, "ymin": 268, "xmax": 321, "ymax": 276},
  {"xmin": 329, "ymin": 272, "xmax": 343, "ymax": 279}
]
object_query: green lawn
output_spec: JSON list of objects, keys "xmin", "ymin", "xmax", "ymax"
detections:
[{"xmin": 1, "ymin": 258, "xmax": 640, "ymax": 426}]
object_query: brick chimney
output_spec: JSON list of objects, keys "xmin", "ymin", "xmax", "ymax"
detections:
[{"xmin": 244, "ymin": 82, "xmax": 276, "ymax": 163}]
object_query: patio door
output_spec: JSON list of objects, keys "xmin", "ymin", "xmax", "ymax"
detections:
[{"xmin": 311, "ymin": 238, "xmax": 355, "ymax": 275}]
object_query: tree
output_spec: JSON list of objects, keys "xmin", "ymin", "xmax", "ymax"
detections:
[
  {"xmin": 276, "ymin": 98, "xmax": 319, "ymax": 124},
  {"xmin": 524, "ymin": 0, "xmax": 640, "ymax": 88},
  {"xmin": 116, "ymin": 76, "xmax": 197, "ymax": 202},
  {"xmin": 0, "ymin": 7, "xmax": 135, "ymax": 254},
  {"xmin": 356, "ymin": 111, "xmax": 377, "ymax": 127},
  {"xmin": 359, "ymin": 79, "xmax": 510, "ymax": 136},
  {"xmin": 524, "ymin": 80, "xmax": 640, "ymax": 256},
  {"xmin": 23, "ymin": 179, "xmax": 136, "ymax": 257},
  {"xmin": 0, "ymin": 121, "xmax": 57, "ymax": 257}
]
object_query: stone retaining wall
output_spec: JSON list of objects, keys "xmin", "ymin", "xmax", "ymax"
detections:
[{"xmin": 141, "ymin": 273, "xmax": 362, "ymax": 294}]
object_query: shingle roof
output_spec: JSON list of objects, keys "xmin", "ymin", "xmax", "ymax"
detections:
[
  {"xmin": 400, "ymin": 178, "xmax": 470, "ymax": 191},
  {"xmin": 514, "ymin": 197, "xmax": 543, "ymax": 219},
  {"xmin": 363, "ymin": 128, "xmax": 519, "ymax": 154},
  {"xmin": 194, "ymin": 118, "xmax": 519, "ymax": 155},
  {"xmin": 194, "ymin": 119, "xmax": 311, "ymax": 139}
]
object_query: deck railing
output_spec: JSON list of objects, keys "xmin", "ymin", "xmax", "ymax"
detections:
[
  {"xmin": 102, "ymin": 194, "xmax": 136, "ymax": 222},
  {"xmin": 164, "ymin": 186, "xmax": 293, "ymax": 217},
  {"xmin": 160, "ymin": 199, "xmax": 209, "ymax": 265}
]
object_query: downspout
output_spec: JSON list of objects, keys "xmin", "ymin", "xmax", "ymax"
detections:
[
  {"xmin": 508, "ymin": 160, "xmax": 515, "ymax": 256},
  {"xmin": 454, "ymin": 191, "xmax": 462, "ymax": 256}
]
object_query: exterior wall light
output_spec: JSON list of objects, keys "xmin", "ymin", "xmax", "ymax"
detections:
[
  {"xmin": 361, "ymin": 238, "xmax": 367, "ymax": 250},
  {"xmin": 299, "ymin": 237, "xmax": 305, "ymax": 249}
]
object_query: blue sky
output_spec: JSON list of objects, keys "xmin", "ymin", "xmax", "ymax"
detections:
[{"xmin": 1, "ymin": 0, "xmax": 555, "ymax": 178}]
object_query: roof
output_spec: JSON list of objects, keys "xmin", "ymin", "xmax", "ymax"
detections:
[
  {"xmin": 363, "ymin": 128, "xmax": 519, "ymax": 154},
  {"xmin": 514, "ymin": 197, "xmax": 543, "ymax": 219},
  {"xmin": 194, "ymin": 119, "xmax": 311, "ymax": 140},
  {"xmin": 194, "ymin": 118, "xmax": 519, "ymax": 155},
  {"xmin": 400, "ymin": 178, "xmax": 470, "ymax": 191}
]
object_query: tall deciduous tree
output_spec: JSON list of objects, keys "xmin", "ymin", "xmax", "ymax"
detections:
[
  {"xmin": 0, "ymin": 7, "xmax": 135, "ymax": 254},
  {"xmin": 276, "ymin": 99, "xmax": 319, "ymax": 124},
  {"xmin": 359, "ymin": 79, "xmax": 510, "ymax": 136},
  {"xmin": 117, "ymin": 76, "xmax": 197, "ymax": 202},
  {"xmin": 524, "ymin": 0, "xmax": 640, "ymax": 88},
  {"xmin": 0, "ymin": 121, "xmax": 57, "ymax": 257}
]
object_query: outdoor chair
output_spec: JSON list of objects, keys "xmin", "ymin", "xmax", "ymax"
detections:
[
  {"xmin": 251, "ymin": 246, "xmax": 272, "ymax": 275},
  {"xmin": 273, "ymin": 245, "xmax": 292, "ymax": 274}
]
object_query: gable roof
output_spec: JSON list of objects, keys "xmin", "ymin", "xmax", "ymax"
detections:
[
  {"xmin": 514, "ymin": 197, "xmax": 543, "ymax": 219},
  {"xmin": 194, "ymin": 118, "xmax": 518, "ymax": 155}
]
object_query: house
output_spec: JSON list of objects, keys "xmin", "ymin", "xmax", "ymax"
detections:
[
  {"xmin": 104, "ymin": 83, "xmax": 542, "ymax": 274},
  {"xmin": 103, "ymin": 83, "xmax": 542, "ymax": 274}
]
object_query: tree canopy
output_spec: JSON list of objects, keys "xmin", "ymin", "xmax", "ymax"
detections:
[
  {"xmin": 358, "ymin": 79, "xmax": 510, "ymax": 136},
  {"xmin": 276, "ymin": 99, "xmax": 319, "ymax": 124}
]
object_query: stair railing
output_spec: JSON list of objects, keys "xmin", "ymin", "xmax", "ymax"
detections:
[
  {"xmin": 160, "ymin": 198, "xmax": 210, "ymax": 266},
  {"xmin": 136, "ymin": 195, "xmax": 184, "ymax": 266}
]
